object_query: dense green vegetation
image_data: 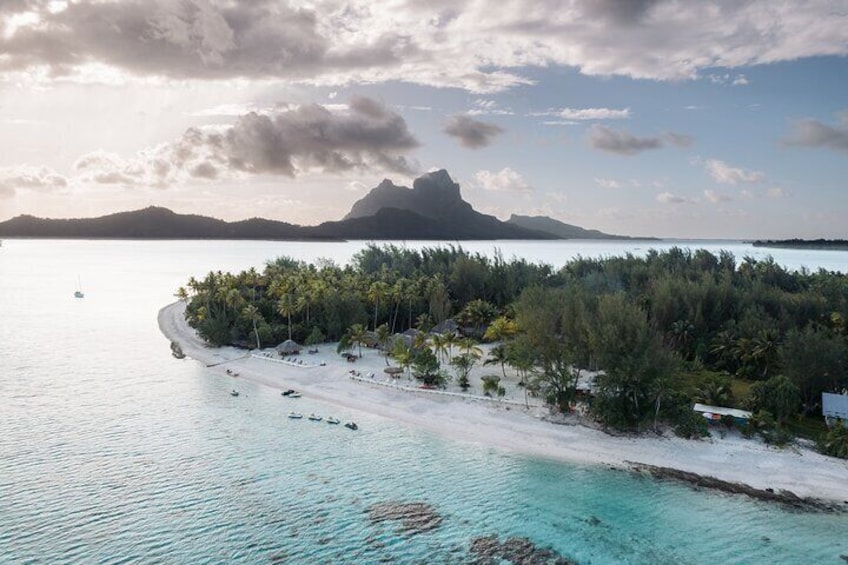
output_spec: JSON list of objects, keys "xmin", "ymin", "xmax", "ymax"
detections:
[{"xmin": 180, "ymin": 245, "xmax": 848, "ymax": 452}]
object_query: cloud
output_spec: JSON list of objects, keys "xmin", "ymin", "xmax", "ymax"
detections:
[
  {"xmin": 704, "ymin": 189, "xmax": 732, "ymax": 203},
  {"xmin": 474, "ymin": 167, "xmax": 532, "ymax": 193},
  {"xmin": 587, "ymin": 125, "xmax": 662, "ymax": 155},
  {"xmin": 443, "ymin": 115, "xmax": 504, "ymax": 149},
  {"xmin": 657, "ymin": 191, "xmax": 689, "ymax": 204},
  {"xmin": 533, "ymin": 107, "xmax": 630, "ymax": 120},
  {"xmin": 702, "ymin": 158, "xmax": 764, "ymax": 184},
  {"xmin": 0, "ymin": 165, "xmax": 68, "ymax": 197},
  {"xmin": 468, "ymin": 99, "xmax": 513, "ymax": 116},
  {"xmin": 767, "ymin": 187, "xmax": 789, "ymax": 199},
  {"xmin": 2, "ymin": 1, "xmax": 847, "ymax": 91},
  {"xmin": 594, "ymin": 178, "xmax": 622, "ymax": 189},
  {"xmin": 72, "ymin": 96, "xmax": 419, "ymax": 187},
  {"xmin": 708, "ymin": 73, "xmax": 750, "ymax": 86},
  {"xmin": 663, "ymin": 131, "xmax": 694, "ymax": 147},
  {"xmin": 783, "ymin": 117, "xmax": 848, "ymax": 154}
]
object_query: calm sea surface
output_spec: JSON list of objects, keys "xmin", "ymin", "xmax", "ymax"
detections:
[{"xmin": 2, "ymin": 239, "xmax": 848, "ymax": 564}]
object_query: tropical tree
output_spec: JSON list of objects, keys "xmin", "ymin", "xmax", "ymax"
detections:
[
  {"xmin": 175, "ymin": 286, "xmax": 189, "ymax": 303},
  {"xmin": 242, "ymin": 304, "xmax": 262, "ymax": 349},
  {"xmin": 412, "ymin": 348, "xmax": 442, "ymax": 386},
  {"xmin": 375, "ymin": 323, "xmax": 391, "ymax": 365},
  {"xmin": 277, "ymin": 293, "xmax": 296, "ymax": 341},
  {"xmin": 694, "ymin": 375, "xmax": 734, "ymax": 407},
  {"xmin": 368, "ymin": 280, "xmax": 390, "ymax": 330},
  {"xmin": 747, "ymin": 374, "xmax": 800, "ymax": 425},
  {"xmin": 443, "ymin": 332, "xmax": 459, "ymax": 362},
  {"xmin": 344, "ymin": 323, "xmax": 368, "ymax": 358},
  {"xmin": 458, "ymin": 299, "xmax": 499, "ymax": 337},
  {"xmin": 484, "ymin": 345, "xmax": 510, "ymax": 379},
  {"xmin": 481, "ymin": 375, "xmax": 501, "ymax": 396},
  {"xmin": 305, "ymin": 326, "xmax": 325, "ymax": 347},
  {"xmin": 591, "ymin": 293, "xmax": 677, "ymax": 428},
  {"xmin": 457, "ymin": 337, "xmax": 483, "ymax": 360},
  {"xmin": 483, "ymin": 316, "xmax": 518, "ymax": 342},
  {"xmin": 819, "ymin": 421, "xmax": 848, "ymax": 459},
  {"xmin": 391, "ymin": 339, "xmax": 414, "ymax": 378},
  {"xmin": 779, "ymin": 327, "xmax": 848, "ymax": 415},
  {"xmin": 451, "ymin": 353, "xmax": 477, "ymax": 391},
  {"xmin": 429, "ymin": 333, "xmax": 449, "ymax": 363},
  {"xmin": 513, "ymin": 286, "xmax": 590, "ymax": 411}
]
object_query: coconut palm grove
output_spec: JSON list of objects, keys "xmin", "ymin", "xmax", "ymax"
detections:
[{"xmin": 179, "ymin": 245, "xmax": 848, "ymax": 456}]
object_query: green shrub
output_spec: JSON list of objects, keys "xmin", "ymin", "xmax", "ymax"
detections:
[
  {"xmin": 673, "ymin": 409, "xmax": 709, "ymax": 439},
  {"xmin": 818, "ymin": 421, "xmax": 848, "ymax": 459}
]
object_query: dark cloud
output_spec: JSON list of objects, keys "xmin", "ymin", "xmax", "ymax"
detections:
[
  {"xmin": 2, "ymin": 1, "xmax": 847, "ymax": 89},
  {"xmin": 221, "ymin": 96, "xmax": 419, "ymax": 175},
  {"xmin": 587, "ymin": 125, "xmax": 662, "ymax": 155},
  {"xmin": 190, "ymin": 162, "xmax": 219, "ymax": 179},
  {"xmin": 72, "ymin": 97, "xmax": 419, "ymax": 186},
  {"xmin": 783, "ymin": 118, "xmax": 848, "ymax": 154},
  {"xmin": 584, "ymin": 0, "xmax": 662, "ymax": 25},
  {"xmin": 443, "ymin": 115, "xmax": 504, "ymax": 149},
  {"xmin": 0, "ymin": 0, "xmax": 410, "ymax": 80}
]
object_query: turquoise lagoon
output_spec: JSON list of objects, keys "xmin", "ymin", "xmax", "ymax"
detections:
[{"xmin": 2, "ymin": 239, "xmax": 848, "ymax": 564}]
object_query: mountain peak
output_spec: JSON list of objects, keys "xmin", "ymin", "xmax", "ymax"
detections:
[{"xmin": 344, "ymin": 169, "xmax": 466, "ymax": 221}]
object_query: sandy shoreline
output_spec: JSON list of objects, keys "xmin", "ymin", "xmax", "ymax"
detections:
[{"xmin": 159, "ymin": 301, "xmax": 848, "ymax": 505}]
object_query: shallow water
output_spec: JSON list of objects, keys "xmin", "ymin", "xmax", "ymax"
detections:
[{"xmin": 2, "ymin": 239, "xmax": 848, "ymax": 564}]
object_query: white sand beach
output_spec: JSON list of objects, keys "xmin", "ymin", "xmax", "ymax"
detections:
[{"xmin": 159, "ymin": 301, "xmax": 848, "ymax": 504}]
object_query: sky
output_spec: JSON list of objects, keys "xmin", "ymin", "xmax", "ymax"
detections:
[{"xmin": 0, "ymin": 1, "xmax": 847, "ymax": 239}]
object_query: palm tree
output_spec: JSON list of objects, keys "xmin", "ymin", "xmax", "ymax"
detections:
[
  {"xmin": 390, "ymin": 279, "xmax": 406, "ymax": 333},
  {"xmin": 277, "ymin": 293, "xmax": 296, "ymax": 341},
  {"xmin": 458, "ymin": 337, "xmax": 483, "ymax": 360},
  {"xmin": 226, "ymin": 288, "xmax": 244, "ymax": 316},
  {"xmin": 391, "ymin": 339, "xmax": 413, "ymax": 378},
  {"xmin": 347, "ymin": 323, "xmax": 367, "ymax": 358},
  {"xmin": 483, "ymin": 316, "xmax": 518, "ymax": 342},
  {"xmin": 429, "ymin": 333, "xmax": 449, "ymax": 363},
  {"xmin": 242, "ymin": 304, "xmax": 262, "ymax": 349},
  {"xmin": 175, "ymin": 286, "xmax": 189, "ymax": 304},
  {"xmin": 444, "ymin": 332, "xmax": 459, "ymax": 362},
  {"xmin": 750, "ymin": 329, "xmax": 780, "ymax": 379},
  {"xmin": 375, "ymin": 323, "xmax": 391, "ymax": 365},
  {"xmin": 484, "ymin": 344, "xmax": 509, "ymax": 379},
  {"xmin": 368, "ymin": 280, "xmax": 390, "ymax": 331}
]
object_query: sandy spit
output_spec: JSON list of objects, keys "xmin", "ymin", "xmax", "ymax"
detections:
[{"xmin": 159, "ymin": 301, "xmax": 848, "ymax": 505}]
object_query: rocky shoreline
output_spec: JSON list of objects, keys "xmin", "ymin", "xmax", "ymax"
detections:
[{"xmin": 628, "ymin": 462, "xmax": 847, "ymax": 512}]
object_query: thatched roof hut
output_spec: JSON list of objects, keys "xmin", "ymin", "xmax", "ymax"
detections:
[
  {"xmin": 431, "ymin": 319, "xmax": 458, "ymax": 335},
  {"xmin": 276, "ymin": 339, "xmax": 301, "ymax": 355}
]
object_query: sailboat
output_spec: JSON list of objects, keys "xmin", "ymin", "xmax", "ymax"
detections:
[{"xmin": 74, "ymin": 276, "xmax": 85, "ymax": 298}]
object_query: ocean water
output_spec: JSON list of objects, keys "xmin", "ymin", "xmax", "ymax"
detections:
[{"xmin": 2, "ymin": 239, "xmax": 848, "ymax": 564}]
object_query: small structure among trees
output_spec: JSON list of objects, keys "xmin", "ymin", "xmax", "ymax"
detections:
[
  {"xmin": 276, "ymin": 339, "xmax": 301, "ymax": 356},
  {"xmin": 692, "ymin": 403, "xmax": 752, "ymax": 426},
  {"xmin": 823, "ymin": 392, "xmax": 848, "ymax": 427}
]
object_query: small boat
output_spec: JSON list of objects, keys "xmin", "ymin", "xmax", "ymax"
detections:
[
  {"xmin": 326, "ymin": 417, "xmax": 340, "ymax": 425},
  {"xmin": 344, "ymin": 422, "xmax": 358, "ymax": 431},
  {"xmin": 288, "ymin": 392, "xmax": 302, "ymax": 398},
  {"xmin": 308, "ymin": 414, "xmax": 322, "ymax": 422},
  {"xmin": 281, "ymin": 389, "xmax": 297, "ymax": 397},
  {"xmin": 288, "ymin": 412, "xmax": 303, "ymax": 419},
  {"xmin": 230, "ymin": 390, "xmax": 239, "ymax": 397}
]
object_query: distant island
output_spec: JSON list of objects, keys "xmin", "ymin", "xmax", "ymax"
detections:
[
  {"xmin": 753, "ymin": 239, "xmax": 848, "ymax": 251},
  {"xmin": 0, "ymin": 170, "xmax": 639, "ymax": 241}
]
